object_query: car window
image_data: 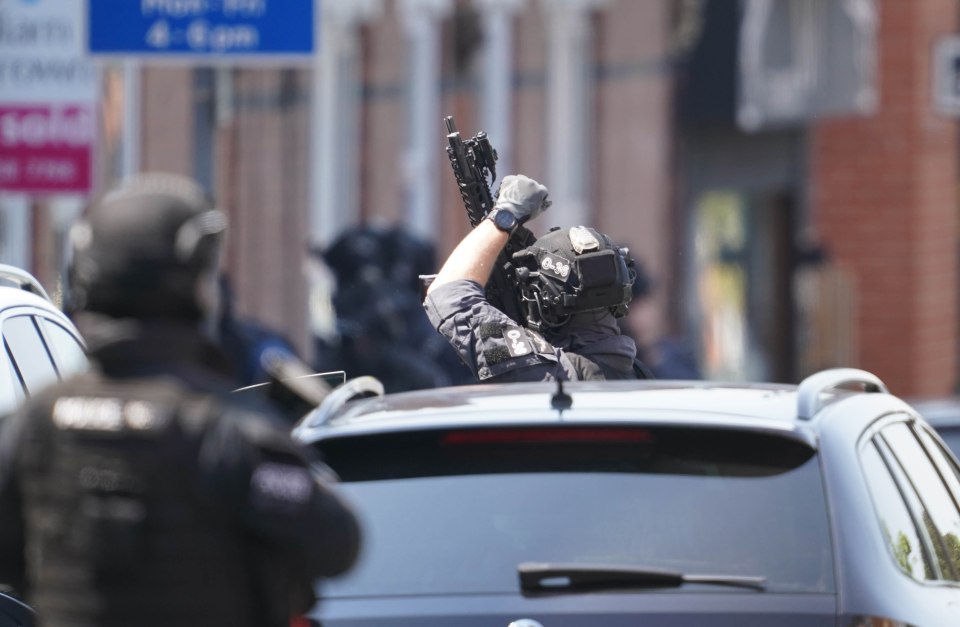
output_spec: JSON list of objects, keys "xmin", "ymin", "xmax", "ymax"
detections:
[
  {"xmin": 3, "ymin": 316, "xmax": 58, "ymax": 396},
  {"xmin": 39, "ymin": 318, "xmax": 87, "ymax": 377},
  {"xmin": 931, "ymin": 426, "xmax": 960, "ymax": 463},
  {"xmin": 318, "ymin": 426, "xmax": 835, "ymax": 597},
  {"xmin": 0, "ymin": 345, "xmax": 23, "ymax": 418},
  {"xmin": 914, "ymin": 425, "xmax": 960, "ymax": 506},
  {"xmin": 881, "ymin": 422, "xmax": 960, "ymax": 580},
  {"xmin": 7, "ymin": 349, "xmax": 25, "ymax": 408},
  {"xmin": 860, "ymin": 440, "xmax": 935, "ymax": 581}
]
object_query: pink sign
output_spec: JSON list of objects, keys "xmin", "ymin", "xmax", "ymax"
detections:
[{"xmin": 0, "ymin": 104, "xmax": 94, "ymax": 194}]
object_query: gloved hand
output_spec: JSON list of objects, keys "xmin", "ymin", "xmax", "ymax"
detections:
[{"xmin": 494, "ymin": 174, "xmax": 551, "ymax": 224}]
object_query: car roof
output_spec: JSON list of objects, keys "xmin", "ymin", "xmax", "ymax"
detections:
[
  {"xmin": 0, "ymin": 285, "xmax": 57, "ymax": 310},
  {"xmin": 295, "ymin": 380, "xmax": 815, "ymax": 447},
  {"xmin": 292, "ymin": 368, "xmax": 908, "ymax": 450},
  {"xmin": 0, "ymin": 285, "xmax": 73, "ymax": 324},
  {"xmin": 331, "ymin": 380, "xmax": 796, "ymax": 421},
  {"xmin": 0, "ymin": 266, "xmax": 82, "ymax": 346}
]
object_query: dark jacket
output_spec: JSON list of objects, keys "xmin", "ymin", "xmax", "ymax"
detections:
[
  {"xmin": 0, "ymin": 315, "xmax": 360, "ymax": 627},
  {"xmin": 424, "ymin": 280, "xmax": 640, "ymax": 381}
]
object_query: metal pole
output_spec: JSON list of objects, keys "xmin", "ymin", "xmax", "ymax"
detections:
[
  {"xmin": 122, "ymin": 59, "xmax": 141, "ymax": 178},
  {"xmin": 543, "ymin": 0, "xmax": 605, "ymax": 227},
  {"xmin": 476, "ymin": 0, "xmax": 524, "ymax": 183},
  {"xmin": 311, "ymin": 0, "xmax": 383, "ymax": 249},
  {"xmin": 400, "ymin": 0, "xmax": 452, "ymax": 239}
]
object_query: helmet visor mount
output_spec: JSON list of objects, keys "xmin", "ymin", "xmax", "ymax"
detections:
[{"xmin": 575, "ymin": 248, "xmax": 630, "ymax": 312}]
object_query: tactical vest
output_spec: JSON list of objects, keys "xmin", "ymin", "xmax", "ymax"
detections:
[{"xmin": 16, "ymin": 372, "xmax": 267, "ymax": 627}]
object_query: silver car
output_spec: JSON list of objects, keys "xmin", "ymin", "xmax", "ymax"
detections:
[{"xmin": 294, "ymin": 369, "xmax": 960, "ymax": 626}]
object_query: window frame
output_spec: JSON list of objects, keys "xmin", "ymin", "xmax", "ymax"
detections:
[
  {"xmin": 35, "ymin": 315, "xmax": 87, "ymax": 379},
  {"xmin": 2, "ymin": 314, "xmax": 59, "ymax": 397},
  {"xmin": 0, "ymin": 305, "xmax": 86, "ymax": 407},
  {"xmin": 858, "ymin": 413, "xmax": 960, "ymax": 588},
  {"xmin": 913, "ymin": 422, "xmax": 960, "ymax": 513},
  {"xmin": 859, "ymin": 429, "xmax": 940, "ymax": 581}
]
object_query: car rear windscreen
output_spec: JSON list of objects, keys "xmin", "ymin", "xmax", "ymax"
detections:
[{"xmin": 317, "ymin": 426, "xmax": 834, "ymax": 597}]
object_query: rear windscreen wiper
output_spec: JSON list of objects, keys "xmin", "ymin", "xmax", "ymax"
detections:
[{"xmin": 518, "ymin": 562, "xmax": 767, "ymax": 593}]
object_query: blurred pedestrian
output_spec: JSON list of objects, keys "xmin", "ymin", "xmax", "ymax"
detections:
[
  {"xmin": 424, "ymin": 174, "xmax": 648, "ymax": 381},
  {"xmin": 314, "ymin": 224, "xmax": 473, "ymax": 392},
  {"xmin": 618, "ymin": 258, "xmax": 702, "ymax": 380},
  {"xmin": 0, "ymin": 173, "xmax": 360, "ymax": 627},
  {"xmin": 218, "ymin": 274, "xmax": 301, "ymax": 387}
]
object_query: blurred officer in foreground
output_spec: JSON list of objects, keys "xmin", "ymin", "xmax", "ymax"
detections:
[
  {"xmin": 0, "ymin": 173, "xmax": 360, "ymax": 627},
  {"xmin": 424, "ymin": 174, "xmax": 647, "ymax": 381}
]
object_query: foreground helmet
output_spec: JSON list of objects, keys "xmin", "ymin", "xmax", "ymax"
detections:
[
  {"xmin": 511, "ymin": 225, "xmax": 635, "ymax": 330},
  {"xmin": 67, "ymin": 172, "xmax": 227, "ymax": 321}
]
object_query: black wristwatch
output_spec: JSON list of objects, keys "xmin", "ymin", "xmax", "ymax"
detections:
[{"xmin": 488, "ymin": 208, "xmax": 518, "ymax": 235}]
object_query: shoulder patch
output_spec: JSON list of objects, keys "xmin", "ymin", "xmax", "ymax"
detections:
[
  {"xmin": 475, "ymin": 321, "xmax": 560, "ymax": 380},
  {"xmin": 478, "ymin": 322, "xmax": 504, "ymax": 341},
  {"xmin": 525, "ymin": 328, "xmax": 554, "ymax": 355},
  {"xmin": 502, "ymin": 326, "xmax": 534, "ymax": 357}
]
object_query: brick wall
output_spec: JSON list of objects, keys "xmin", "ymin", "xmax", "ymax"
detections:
[
  {"xmin": 594, "ymin": 0, "xmax": 673, "ymax": 339},
  {"xmin": 220, "ymin": 69, "xmax": 312, "ymax": 357},
  {"xmin": 141, "ymin": 68, "xmax": 194, "ymax": 178},
  {"xmin": 811, "ymin": 0, "xmax": 959, "ymax": 396}
]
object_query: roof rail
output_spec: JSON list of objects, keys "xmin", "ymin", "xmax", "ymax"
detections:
[
  {"xmin": 797, "ymin": 368, "xmax": 888, "ymax": 420},
  {"xmin": 300, "ymin": 375, "xmax": 384, "ymax": 430},
  {"xmin": 0, "ymin": 264, "xmax": 52, "ymax": 302}
]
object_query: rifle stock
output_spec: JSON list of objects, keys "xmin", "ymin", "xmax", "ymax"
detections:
[{"xmin": 441, "ymin": 116, "xmax": 535, "ymax": 324}]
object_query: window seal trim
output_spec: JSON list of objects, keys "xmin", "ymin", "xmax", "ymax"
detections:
[{"xmin": 875, "ymin": 431, "xmax": 956, "ymax": 580}]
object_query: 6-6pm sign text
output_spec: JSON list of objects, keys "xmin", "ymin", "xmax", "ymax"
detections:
[{"xmin": 87, "ymin": 0, "xmax": 316, "ymax": 60}]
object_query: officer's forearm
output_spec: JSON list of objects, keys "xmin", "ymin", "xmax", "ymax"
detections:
[{"xmin": 427, "ymin": 219, "xmax": 508, "ymax": 294}]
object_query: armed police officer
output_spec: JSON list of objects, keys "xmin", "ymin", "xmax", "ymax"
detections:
[
  {"xmin": 0, "ymin": 173, "xmax": 360, "ymax": 627},
  {"xmin": 424, "ymin": 174, "xmax": 646, "ymax": 381}
]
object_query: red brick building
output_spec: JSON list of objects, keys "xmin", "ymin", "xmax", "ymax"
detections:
[{"xmin": 812, "ymin": 0, "xmax": 959, "ymax": 397}]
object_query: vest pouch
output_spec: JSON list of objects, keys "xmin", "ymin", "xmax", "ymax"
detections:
[{"xmin": 78, "ymin": 486, "xmax": 147, "ymax": 578}]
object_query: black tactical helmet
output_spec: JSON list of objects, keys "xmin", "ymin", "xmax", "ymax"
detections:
[
  {"xmin": 511, "ymin": 225, "xmax": 635, "ymax": 330},
  {"xmin": 67, "ymin": 172, "xmax": 227, "ymax": 321},
  {"xmin": 321, "ymin": 225, "xmax": 436, "ymax": 293}
]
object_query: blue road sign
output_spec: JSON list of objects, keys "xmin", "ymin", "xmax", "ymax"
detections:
[{"xmin": 87, "ymin": 0, "xmax": 316, "ymax": 58}]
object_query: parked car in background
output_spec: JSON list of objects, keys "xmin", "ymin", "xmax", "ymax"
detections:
[
  {"xmin": 293, "ymin": 368, "xmax": 960, "ymax": 626},
  {"xmin": 0, "ymin": 265, "xmax": 87, "ymax": 418},
  {"xmin": 909, "ymin": 397, "xmax": 960, "ymax": 459},
  {"xmin": 0, "ymin": 264, "xmax": 87, "ymax": 627}
]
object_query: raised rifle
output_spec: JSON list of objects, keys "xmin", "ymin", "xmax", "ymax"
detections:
[{"xmin": 439, "ymin": 115, "xmax": 537, "ymax": 324}]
